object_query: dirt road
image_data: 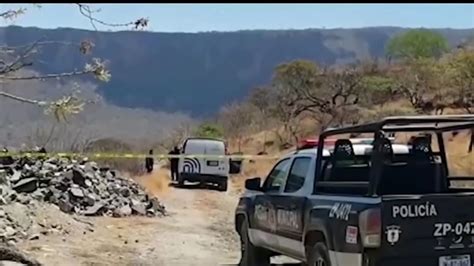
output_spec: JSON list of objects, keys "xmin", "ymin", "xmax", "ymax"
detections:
[
  {"xmin": 19, "ymin": 168, "xmax": 297, "ymax": 265},
  {"xmin": 19, "ymin": 169, "xmax": 240, "ymax": 265}
]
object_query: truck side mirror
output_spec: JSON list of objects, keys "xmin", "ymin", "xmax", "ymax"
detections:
[{"xmin": 245, "ymin": 177, "xmax": 262, "ymax": 191}]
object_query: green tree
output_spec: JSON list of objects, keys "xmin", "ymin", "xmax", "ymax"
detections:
[
  {"xmin": 359, "ymin": 75, "xmax": 397, "ymax": 107},
  {"xmin": 386, "ymin": 29, "xmax": 449, "ymax": 60},
  {"xmin": 445, "ymin": 47, "xmax": 474, "ymax": 152},
  {"xmin": 447, "ymin": 48, "xmax": 474, "ymax": 114},
  {"xmin": 269, "ymin": 60, "xmax": 319, "ymax": 145},
  {"xmin": 194, "ymin": 122, "xmax": 224, "ymax": 139}
]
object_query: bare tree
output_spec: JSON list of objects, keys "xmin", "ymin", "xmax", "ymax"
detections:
[
  {"xmin": 0, "ymin": 4, "xmax": 148, "ymax": 121},
  {"xmin": 218, "ymin": 102, "xmax": 256, "ymax": 153},
  {"xmin": 248, "ymin": 86, "xmax": 274, "ymax": 153},
  {"xmin": 25, "ymin": 122, "xmax": 97, "ymax": 152},
  {"xmin": 271, "ymin": 60, "xmax": 367, "ymax": 133},
  {"xmin": 157, "ymin": 121, "xmax": 196, "ymax": 151},
  {"xmin": 389, "ymin": 58, "xmax": 452, "ymax": 115}
]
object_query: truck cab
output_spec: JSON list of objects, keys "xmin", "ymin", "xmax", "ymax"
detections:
[{"xmin": 235, "ymin": 115, "xmax": 474, "ymax": 266}]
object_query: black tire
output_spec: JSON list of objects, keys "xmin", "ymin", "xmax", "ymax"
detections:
[
  {"xmin": 306, "ymin": 242, "xmax": 331, "ymax": 266},
  {"xmin": 239, "ymin": 219, "xmax": 270, "ymax": 266},
  {"xmin": 218, "ymin": 180, "xmax": 228, "ymax": 192}
]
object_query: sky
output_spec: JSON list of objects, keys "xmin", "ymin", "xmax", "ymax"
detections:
[{"xmin": 1, "ymin": 4, "xmax": 473, "ymax": 32}]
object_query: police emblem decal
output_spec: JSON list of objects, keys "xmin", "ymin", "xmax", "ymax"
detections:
[{"xmin": 386, "ymin": 225, "xmax": 402, "ymax": 245}]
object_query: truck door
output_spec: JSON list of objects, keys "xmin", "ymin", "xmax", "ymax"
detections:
[
  {"xmin": 273, "ymin": 156, "xmax": 312, "ymax": 259},
  {"xmin": 203, "ymin": 140, "xmax": 227, "ymax": 177},
  {"xmin": 252, "ymin": 158, "xmax": 291, "ymax": 249}
]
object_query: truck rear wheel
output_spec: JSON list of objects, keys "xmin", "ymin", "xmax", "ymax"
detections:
[
  {"xmin": 218, "ymin": 180, "xmax": 228, "ymax": 192},
  {"xmin": 239, "ymin": 219, "xmax": 270, "ymax": 266},
  {"xmin": 306, "ymin": 242, "xmax": 331, "ymax": 266}
]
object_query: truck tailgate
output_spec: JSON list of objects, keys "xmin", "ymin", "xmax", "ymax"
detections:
[{"xmin": 378, "ymin": 193, "xmax": 474, "ymax": 266}]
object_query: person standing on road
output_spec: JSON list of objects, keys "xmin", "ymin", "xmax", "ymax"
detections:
[
  {"xmin": 145, "ymin": 149, "xmax": 154, "ymax": 173},
  {"xmin": 168, "ymin": 146, "xmax": 180, "ymax": 181}
]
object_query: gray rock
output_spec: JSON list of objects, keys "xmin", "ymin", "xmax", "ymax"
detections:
[
  {"xmin": 4, "ymin": 226, "xmax": 16, "ymax": 237},
  {"xmin": 0, "ymin": 170, "xmax": 8, "ymax": 185},
  {"xmin": 114, "ymin": 205, "xmax": 132, "ymax": 217},
  {"xmin": 63, "ymin": 170, "xmax": 73, "ymax": 181},
  {"xmin": 6, "ymin": 191, "xmax": 16, "ymax": 203},
  {"xmin": 146, "ymin": 208, "xmax": 155, "ymax": 217},
  {"xmin": 58, "ymin": 199, "xmax": 73, "ymax": 213},
  {"xmin": 9, "ymin": 171, "xmax": 21, "ymax": 183},
  {"xmin": 29, "ymin": 234, "xmax": 40, "ymax": 240},
  {"xmin": 88, "ymin": 161, "xmax": 98, "ymax": 170},
  {"xmin": 38, "ymin": 169, "xmax": 51, "ymax": 178},
  {"xmin": 85, "ymin": 172, "xmax": 95, "ymax": 179},
  {"xmin": 119, "ymin": 187, "xmax": 130, "ymax": 198},
  {"xmin": 31, "ymin": 188, "xmax": 47, "ymax": 201},
  {"xmin": 84, "ymin": 193, "xmax": 96, "ymax": 206},
  {"xmin": 16, "ymin": 194, "xmax": 30, "ymax": 205},
  {"xmin": 34, "ymin": 161, "xmax": 42, "ymax": 168},
  {"xmin": 69, "ymin": 188, "xmax": 84, "ymax": 198},
  {"xmin": 105, "ymin": 171, "xmax": 114, "ymax": 179},
  {"xmin": 0, "ymin": 185, "xmax": 10, "ymax": 197},
  {"xmin": 84, "ymin": 202, "xmax": 105, "ymax": 216},
  {"xmin": 12, "ymin": 178, "xmax": 38, "ymax": 193},
  {"xmin": 131, "ymin": 202, "xmax": 147, "ymax": 216},
  {"xmin": 107, "ymin": 183, "xmax": 120, "ymax": 194},
  {"xmin": 72, "ymin": 169, "xmax": 87, "ymax": 187},
  {"xmin": 0, "ymin": 260, "xmax": 28, "ymax": 266},
  {"xmin": 0, "ymin": 154, "xmax": 165, "ymax": 218},
  {"xmin": 0, "ymin": 196, "xmax": 6, "ymax": 205},
  {"xmin": 42, "ymin": 162, "xmax": 57, "ymax": 171},
  {"xmin": 22, "ymin": 164, "xmax": 31, "ymax": 172}
]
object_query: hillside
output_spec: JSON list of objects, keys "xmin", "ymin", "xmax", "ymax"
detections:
[
  {"xmin": 0, "ymin": 26, "xmax": 473, "ymax": 116},
  {"xmin": 0, "ymin": 72, "xmax": 194, "ymax": 148}
]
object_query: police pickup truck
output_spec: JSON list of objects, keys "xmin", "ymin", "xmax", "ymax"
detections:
[{"xmin": 234, "ymin": 115, "xmax": 474, "ymax": 266}]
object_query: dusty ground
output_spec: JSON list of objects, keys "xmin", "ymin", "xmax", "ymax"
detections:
[
  {"xmin": 15, "ymin": 165, "xmax": 298, "ymax": 266},
  {"xmin": 15, "ymin": 166, "xmax": 236, "ymax": 265},
  {"xmin": 12, "ymin": 132, "xmax": 472, "ymax": 266}
]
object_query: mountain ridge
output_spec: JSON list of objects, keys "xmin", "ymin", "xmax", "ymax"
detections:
[{"xmin": 0, "ymin": 25, "xmax": 473, "ymax": 117}]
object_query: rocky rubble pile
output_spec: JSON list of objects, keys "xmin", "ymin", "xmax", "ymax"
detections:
[{"xmin": 0, "ymin": 155, "xmax": 166, "ymax": 218}]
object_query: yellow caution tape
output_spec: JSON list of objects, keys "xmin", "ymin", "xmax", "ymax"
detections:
[{"xmin": 0, "ymin": 151, "xmax": 281, "ymax": 160}]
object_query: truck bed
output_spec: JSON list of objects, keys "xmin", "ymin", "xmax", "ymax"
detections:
[{"xmin": 374, "ymin": 193, "xmax": 474, "ymax": 266}]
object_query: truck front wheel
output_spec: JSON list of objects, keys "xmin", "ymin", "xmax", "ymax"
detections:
[
  {"xmin": 306, "ymin": 242, "xmax": 331, "ymax": 266},
  {"xmin": 239, "ymin": 219, "xmax": 270, "ymax": 266}
]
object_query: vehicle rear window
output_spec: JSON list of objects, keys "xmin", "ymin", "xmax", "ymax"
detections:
[
  {"xmin": 443, "ymin": 129, "xmax": 474, "ymax": 188},
  {"xmin": 284, "ymin": 157, "xmax": 311, "ymax": 193},
  {"xmin": 316, "ymin": 136, "xmax": 448, "ymax": 195}
]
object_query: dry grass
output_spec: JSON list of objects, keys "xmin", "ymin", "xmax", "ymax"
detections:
[
  {"xmin": 231, "ymin": 159, "xmax": 278, "ymax": 193},
  {"xmin": 133, "ymin": 167, "xmax": 172, "ymax": 198},
  {"xmin": 444, "ymin": 131, "xmax": 474, "ymax": 176}
]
